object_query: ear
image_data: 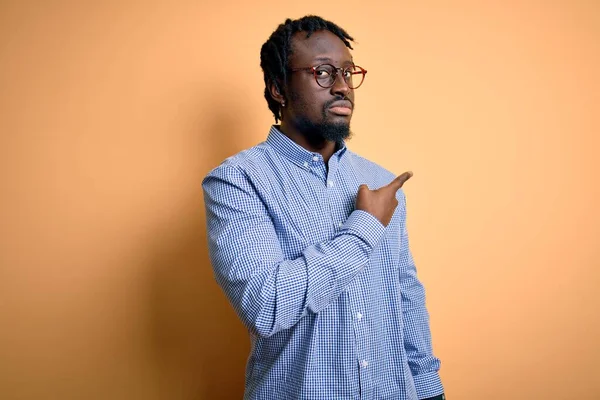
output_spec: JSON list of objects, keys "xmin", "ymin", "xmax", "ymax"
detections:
[{"xmin": 268, "ymin": 80, "xmax": 285, "ymax": 105}]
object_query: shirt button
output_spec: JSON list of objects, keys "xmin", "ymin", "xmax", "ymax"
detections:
[
  {"xmin": 303, "ymin": 162, "xmax": 309, "ymax": 168},
  {"xmin": 327, "ymin": 180, "xmax": 334, "ymax": 187},
  {"xmin": 338, "ymin": 222, "xmax": 343, "ymax": 228},
  {"xmin": 312, "ymin": 156, "xmax": 319, "ymax": 161},
  {"xmin": 356, "ymin": 312, "xmax": 363, "ymax": 321},
  {"xmin": 361, "ymin": 360, "xmax": 369, "ymax": 368}
]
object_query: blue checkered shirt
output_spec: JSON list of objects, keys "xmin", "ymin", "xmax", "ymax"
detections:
[{"xmin": 202, "ymin": 126, "xmax": 443, "ymax": 399}]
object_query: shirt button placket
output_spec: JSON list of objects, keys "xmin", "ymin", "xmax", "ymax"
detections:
[{"xmin": 354, "ymin": 307, "xmax": 370, "ymax": 396}]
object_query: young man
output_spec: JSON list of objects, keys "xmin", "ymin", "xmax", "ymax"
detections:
[{"xmin": 203, "ymin": 15, "xmax": 445, "ymax": 400}]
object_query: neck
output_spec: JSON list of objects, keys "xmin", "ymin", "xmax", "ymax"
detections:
[{"xmin": 278, "ymin": 121, "xmax": 338, "ymax": 163}]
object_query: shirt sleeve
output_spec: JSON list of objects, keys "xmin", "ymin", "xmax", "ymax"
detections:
[
  {"xmin": 202, "ymin": 164, "xmax": 385, "ymax": 338},
  {"xmin": 397, "ymin": 191, "xmax": 444, "ymax": 399}
]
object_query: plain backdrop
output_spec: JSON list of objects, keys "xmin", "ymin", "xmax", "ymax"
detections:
[{"xmin": 1, "ymin": 1, "xmax": 599, "ymax": 399}]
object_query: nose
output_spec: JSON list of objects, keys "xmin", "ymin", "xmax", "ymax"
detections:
[{"xmin": 330, "ymin": 69, "xmax": 351, "ymax": 97}]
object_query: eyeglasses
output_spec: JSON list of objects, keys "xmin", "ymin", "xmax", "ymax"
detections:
[{"xmin": 289, "ymin": 64, "xmax": 367, "ymax": 89}]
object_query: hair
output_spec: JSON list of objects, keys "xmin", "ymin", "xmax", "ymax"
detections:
[{"xmin": 260, "ymin": 15, "xmax": 355, "ymax": 123}]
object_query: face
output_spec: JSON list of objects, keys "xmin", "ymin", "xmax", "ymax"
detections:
[{"xmin": 283, "ymin": 30, "xmax": 356, "ymax": 143}]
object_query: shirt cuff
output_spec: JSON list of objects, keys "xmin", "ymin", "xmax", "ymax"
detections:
[
  {"xmin": 413, "ymin": 371, "xmax": 444, "ymax": 399},
  {"xmin": 340, "ymin": 210, "xmax": 385, "ymax": 249}
]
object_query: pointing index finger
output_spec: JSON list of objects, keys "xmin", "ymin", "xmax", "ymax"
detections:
[{"xmin": 388, "ymin": 171, "xmax": 413, "ymax": 191}]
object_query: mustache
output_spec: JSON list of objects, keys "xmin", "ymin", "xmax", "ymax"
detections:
[{"xmin": 324, "ymin": 96, "xmax": 354, "ymax": 109}]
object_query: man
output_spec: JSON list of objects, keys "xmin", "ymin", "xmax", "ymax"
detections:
[{"xmin": 203, "ymin": 15, "xmax": 445, "ymax": 400}]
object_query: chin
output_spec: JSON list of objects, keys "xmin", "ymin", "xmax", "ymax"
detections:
[
  {"xmin": 295, "ymin": 116, "xmax": 352, "ymax": 143},
  {"xmin": 319, "ymin": 122, "xmax": 351, "ymax": 143}
]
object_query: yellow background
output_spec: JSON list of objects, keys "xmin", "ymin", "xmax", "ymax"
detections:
[{"xmin": 1, "ymin": 1, "xmax": 599, "ymax": 399}]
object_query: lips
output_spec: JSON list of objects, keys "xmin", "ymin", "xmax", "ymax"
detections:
[{"xmin": 328, "ymin": 100, "xmax": 353, "ymax": 116}]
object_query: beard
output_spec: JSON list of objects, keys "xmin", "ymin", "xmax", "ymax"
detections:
[{"xmin": 295, "ymin": 116, "xmax": 352, "ymax": 145}]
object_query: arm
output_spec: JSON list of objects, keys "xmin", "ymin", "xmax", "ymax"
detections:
[
  {"xmin": 398, "ymin": 193, "xmax": 444, "ymax": 399},
  {"xmin": 202, "ymin": 165, "xmax": 384, "ymax": 338}
]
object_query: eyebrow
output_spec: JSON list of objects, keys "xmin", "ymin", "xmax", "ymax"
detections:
[{"xmin": 312, "ymin": 56, "xmax": 355, "ymax": 65}]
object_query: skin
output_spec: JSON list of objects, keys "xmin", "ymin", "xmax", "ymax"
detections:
[{"xmin": 268, "ymin": 29, "xmax": 412, "ymax": 227}]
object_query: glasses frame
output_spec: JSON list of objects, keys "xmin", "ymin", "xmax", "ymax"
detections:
[{"xmin": 289, "ymin": 63, "xmax": 368, "ymax": 89}]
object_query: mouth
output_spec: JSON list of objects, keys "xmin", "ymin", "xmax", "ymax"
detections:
[{"xmin": 327, "ymin": 100, "xmax": 353, "ymax": 116}]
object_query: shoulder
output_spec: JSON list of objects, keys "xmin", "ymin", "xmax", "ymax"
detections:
[
  {"xmin": 344, "ymin": 149, "xmax": 396, "ymax": 184},
  {"xmin": 203, "ymin": 142, "xmax": 271, "ymax": 186}
]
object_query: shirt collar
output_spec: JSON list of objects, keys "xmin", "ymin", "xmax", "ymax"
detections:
[{"xmin": 266, "ymin": 125, "xmax": 347, "ymax": 167}]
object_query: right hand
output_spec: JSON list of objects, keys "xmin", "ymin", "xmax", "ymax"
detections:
[{"xmin": 355, "ymin": 172, "xmax": 413, "ymax": 226}]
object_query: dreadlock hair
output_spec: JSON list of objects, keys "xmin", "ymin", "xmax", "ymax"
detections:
[{"xmin": 260, "ymin": 15, "xmax": 355, "ymax": 123}]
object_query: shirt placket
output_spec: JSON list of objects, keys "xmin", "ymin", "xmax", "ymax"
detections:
[{"xmin": 347, "ymin": 275, "xmax": 372, "ymax": 399}]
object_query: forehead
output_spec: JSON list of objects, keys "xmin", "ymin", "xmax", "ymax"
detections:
[{"xmin": 289, "ymin": 30, "xmax": 353, "ymax": 65}]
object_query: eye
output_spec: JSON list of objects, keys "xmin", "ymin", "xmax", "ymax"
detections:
[{"xmin": 314, "ymin": 66, "xmax": 332, "ymax": 77}]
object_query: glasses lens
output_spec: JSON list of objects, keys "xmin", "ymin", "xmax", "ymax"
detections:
[
  {"xmin": 345, "ymin": 66, "xmax": 365, "ymax": 89},
  {"xmin": 314, "ymin": 65, "xmax": 336, "ymax": 88}
]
